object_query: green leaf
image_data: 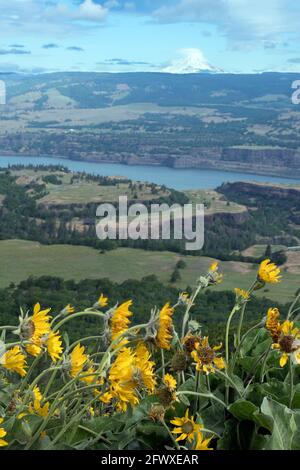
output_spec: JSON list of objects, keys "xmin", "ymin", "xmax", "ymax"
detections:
[
  {"xmin": 178, "ymin": 377, "xmax": 195, "ymax": 392},
  {"xmin": 228, "ymin": 399, "xmax": 259, "ymax": 421},
  {"xmin": 200, "ymin": 403, "xmax": 226, "ymax": 436},
  {"xmin": 241, "ymin": 329, "xmax": 268, "ymax": 356},
  {"xmin": 178, "ymin": 394, "xmax": 190, "ymax": 406},
  {"xmin": 291, "ymin": 411, "xmax": 300, "ymax": 450},
  {"xmin": 258, "ymin": 379, "xmax": 290, "ymax": 406},
  {"xmin": 217, "ymin": 419, "xmax": 238, "ymax": 450},
  {"xmin": 135, "ymin": 423, "xmax": 168, "ymax": 450},
  {"xmin": 37, "ymin": 435, "xmax": 53, "ymax": 450},
  {"xmin": 252, "ymin": 338, "xmax": 272, "ymax": 357},
  {"xmin": 229, "ymin": 373, "xmax": 245, "ymax": 395},
  {"xmin": 290, "ymin": 383, "xmax": 300, "ymax": 409},
  {"xmin": 260, "ymin": 397, "xmax": 297, "ymax": 450},
  {"xmin": 238, "ymin": 356, "xmax": 257, "ymax": 374},
  {"xmin": 250, "ymin": 433, "xmax": 269, "ymax": 450},
  {"xmin": 252, "ymin": 409, "xmax": 273, "ymax": 432},
  {"xmin": 84, "ymin": 415, "xmax": 123, "ymax": 434}
]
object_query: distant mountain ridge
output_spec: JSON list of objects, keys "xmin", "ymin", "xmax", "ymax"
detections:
[
  {"xmin": 1, "ymin": 71, "xmax": 299, "ymax": 108},
  {"xmin": 0, "ymin": 71, "xmax": 299, "ymax": 177}
]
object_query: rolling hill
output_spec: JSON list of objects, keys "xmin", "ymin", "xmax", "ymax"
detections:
[{"xmin": 0, "ymin": 72, "xmax": 299, "ymax": 177}]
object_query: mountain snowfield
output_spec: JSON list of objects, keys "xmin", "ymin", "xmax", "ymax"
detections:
[{"xmin": 163, "ymin": 48, "xmax": 223, "ymax": 74}]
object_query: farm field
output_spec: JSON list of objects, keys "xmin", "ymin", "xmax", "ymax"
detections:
[
  {"xmin": 185, "ymin": 189, "xmax": 246, "ymax": 214},
  {"xmin": 11, "ymin": 168, "xmax": 170, "ymax": 205},
  {"xmin": 0, "ymin": 239, "xmax": 298, "ymax": 303}
]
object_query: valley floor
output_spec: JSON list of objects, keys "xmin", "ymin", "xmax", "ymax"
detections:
[{"xmin": 1, "ymin": 239, "xmax": 298, "ymax": 303}]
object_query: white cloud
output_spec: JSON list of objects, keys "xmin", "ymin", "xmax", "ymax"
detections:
[
  {"xmin": 153, "ymin": 0, "xmax": 300, "ymax": 46},
  {"xmin": 72, "ymin": 0, "xmax": 108, "ymax": 22},
  {"xmin": 162, "ymin": 48, "xmax": 221, "ymax": 74},
  {"xmin": 0, "ymin": 0, "xmax": 108, "ymax": 36}
]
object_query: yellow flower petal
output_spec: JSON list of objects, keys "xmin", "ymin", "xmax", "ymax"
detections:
[{"xmin": 280, "ymin": 353, "xmax": 289, "ymax": 368}]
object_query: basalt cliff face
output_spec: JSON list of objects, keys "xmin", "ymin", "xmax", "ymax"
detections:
[
  {"xmin": 169, "ymin": 148, "xmax": 300, "ymax": 178},
  {"xmin": 204, "ymin": 210, "xmax": 249, "ymax": 227},
  {"xmin": 218, "ymin": 180, "xmax": 300, "ymax": 200},
  {"xmin": 3, "ymin": 145, "xmax": 300, "ymax": 179},
  {"xmin": 96, "ymin": 146, "xmax": 300, "ymax": 178},
  {"xmin": 218, "ymin": 180, "xmax": 300, "ymax": 246}
]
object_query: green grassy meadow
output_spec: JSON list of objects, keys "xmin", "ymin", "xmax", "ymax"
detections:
[
  {"xmin": 0, "ymin": 240, "xmax": 297, "ymax": 303},
  {"xmin": 12, "ymin": 169, "xmax": 169, "ymax": 206}
]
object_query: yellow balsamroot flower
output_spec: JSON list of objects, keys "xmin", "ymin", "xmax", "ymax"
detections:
[
  {"xmin": 62, "ymin": 304, "xmax": 75, "ymax": 315},
  {"xmin": 210, "ymin": 261, "xmax": 219, "ymax": 273},
  {"xmin": 70, "ymin": 343, "xmax": 89, "ymax": 377},
  {"xmin": 265, "ymin": 308, "xmax": 281, "ymax": 343},
  {"xmin": 30, "ymin": 303, "xmax": 52, "ymax": 341},
  {"xmin": 182, "ymin": 333, "xmax": 201, "ymax": 354},
  {"xmin": 21, "ymin": 303, "xmax": 52, "ymax": 350},
  {"xmin": 171, "ymin": 409, "xmax": 202, "ymax": 442},
  {"xmin": 108, "ymin": 344, "xmax": 156, "ymax": 412},
  {"xmin": 0, "ymin": 418, "xmax": 8, "ymax": 447},
  {"xmin": 258, "ymin": 259, "xmax": 281, "ymax": 284},
  {"xmin": 134, "ymin": 343, "xmax": 156, "ymax": 393},
  {"xmin": 26, "ymin": 330, "xmax": 63, "ymax": 362},
  {"xmin": 110, "ymin": 300, "xmax": 133, "ymax": 343},
  {"xmin": 272, "ymin": 320, "xmax": 300, "ymax": 368},
  {"xmin": 97, "ymin": 293, "xmax": 109, "ymax": 308},
  {"xmin": 26, "ymin": 343, "xmax": 42, "ymax": 358},
  {"xmin": 29, "ymin": 386, "xmax": 50, "ymax": 418},
  {"xmin": 70, "ymin": 344, "xmax": 96, "ymax": 384},
  {"xmin": 208, "ymin": 262, "xmax": 223, "ymax": 284},
  {"xmin": 100, "ymin": 391, "xmax": 114, "ymax": 405},
  {"xmin": 108, "ymin": 347, "xmax": 139, "ymax": 412},
  {"xmin": 156, "ymin": 303, "xmax": 174, "ymax": 350},
  {"xmin": 81, "ymin": 366, "xmax": 97, "ymax": 385},
  {"xmin": 0, "ymin": 346, "xmax": 27, "ymax": 377},
  {"xmin": 234, "ymin": 288, "xmax": 250, "ymax": 301},
  {"xmin": 191, "ymin": 337, "xmax": 225, "ymax": 375},
  {"xmin": 193, "ymin": 432, "xmax": 213, "ymax": 451},
  {"xmin": 163, "ymin": 373, "xmax": 177, "ymax": 392},
  {"xmin": 178, "ymin": 292, "xmax": 191, "ymax": 306},
  {"xmin": 156, "ymin": 373, "xmax": 178, "ymax": 408},
  {"xmin": 46, "ymin": 331, "xmax": 63, "ymax": 362}
]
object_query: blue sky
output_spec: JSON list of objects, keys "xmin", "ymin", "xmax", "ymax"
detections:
[{"xmin": 0, "ymin": 0, "xmax": 300, "ymax": 74}]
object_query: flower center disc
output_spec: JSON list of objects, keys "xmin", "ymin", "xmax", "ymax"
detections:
[
  {"xmin": 182, "ymin": 421, "xmax": 194, "ymax": 434},
  {"xmin": 279, "ymin": 335, "xmax": 295, "ymax": 353}
]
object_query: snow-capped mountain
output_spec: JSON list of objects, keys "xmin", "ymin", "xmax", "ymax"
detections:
[{"xmin": 162, "ymin": 48, "xmax": 223, "ymax": 74}]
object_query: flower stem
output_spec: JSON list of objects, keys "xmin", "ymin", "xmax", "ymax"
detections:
[
  {"xmin": 259, "ymin": 345, "xmax": 272, "ymax": 383},
  {"xmin": 206, "ymin": 375, "xmax": 215, "ymax": 411},
  {"xmin": 287, "ymin": 291, "xmax": 300, "ymax": 320},
  {"xmin": 176, "ymin": 390, "xmax": 226, "ymax": 408},
  {"xmin": 162, "ymin": 419, "xmax": 181, "ymax": 450},
  {"xmin": 225, "ymin": 305, "xmax": 240, "ymax": 364},
  {"xmin": 161, "ymin": 349, "xmax": 165, "ymax": 376},
  {"xmin": 194, "ymin": 371, "xmax": 200, "ymax": 413},
  {"xmin": 215, "ymin": 369, "xmax": 243, "ymax": 402},
  {"xmin": 19, "ymin": 353, "xmax": 44, "ymax": 393},
  {"xmin": 0, "ymin": 325, "xmax": 17, "ymax": 331},
  {"xmin": 52, "ymin": 311, "xmax": 106, "ymax": 333},
  {"xmin": 236, "ymin": 280, "xmax": 257, "ymax": 348},
  {"xmin": 231, "ymin": 321, "xmax": 262, "ymax": 372},
  {"xmin": 181, "ymin": 284, "xmax": 203, "ymax": 339},
  {"xmin": 289, "ymin": 358, "xmax": 294, "ymax": 409}
]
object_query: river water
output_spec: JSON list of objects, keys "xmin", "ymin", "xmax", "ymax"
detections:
[{"xmin": 0, "ymin": 155, "xmax": 299, "ymax": 190}]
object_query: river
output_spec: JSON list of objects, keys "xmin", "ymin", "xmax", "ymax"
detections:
[{"xmin": 0, "ymin": 155, "xmax": 299, "ymax": 190}]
